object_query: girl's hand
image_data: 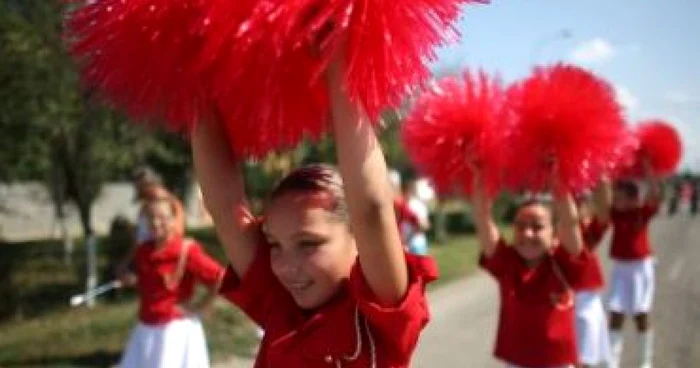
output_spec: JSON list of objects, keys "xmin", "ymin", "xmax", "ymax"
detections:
[{"xmin": 118, "ymin": 271, "xmax": 137, "ymax": 288}]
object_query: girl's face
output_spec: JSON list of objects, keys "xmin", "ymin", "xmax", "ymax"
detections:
[
  {"xmin": 263, "ymin": 192, "xmax": 357, "ymax": 310},
  {"xmin": 513, "ymin": 204, "xmax": 555, "ymax": 263},
  {"xmin": 145, "ymin": 201, "xmax": 175, "ymax": 243}
]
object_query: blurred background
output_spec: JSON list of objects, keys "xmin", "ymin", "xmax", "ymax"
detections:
[{"xmin": 1, "ymin": 0, "xmax": 698, "ymax": 367}]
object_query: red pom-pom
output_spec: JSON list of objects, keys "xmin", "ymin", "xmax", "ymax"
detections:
[
  {"xmin": 402, "ymin": 71, "xmax": 509, "ymax": 195},
  {"xmin": 621, "ymin": 120, "xmax": 683, "ymax": 177},
  {"xmin": 637, "ymin": 120, "xmax": 683, "ymax": 176},
  {"xmin": 65, "ymin": 0, "xmax": 216, "ymax": 131},
  {"xmin": 608, "ymin": 126, "xmax": 641, "ymax": 180},
  {"xmin": 505, "ymin": 64, "xmax": 627, "ymax": 194},
  {"xmin": 206, "ymin": 0, "xmax": 484, "ymax": 158},
  {"xmin": 200, "ymin": 0, "xmax": 328, "ymax": 158}
]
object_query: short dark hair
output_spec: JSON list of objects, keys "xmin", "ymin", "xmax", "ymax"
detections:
[
  {"xmin": 267, "ymin": 164, "xmax": 348, "ymax": 221},
  {"xmin": 614, "ymin": 180, "xmax": 639, "ymax": 199},
  {"xmin": 513, "ymin": 194, "xmax": 555, "ymax": 224}
]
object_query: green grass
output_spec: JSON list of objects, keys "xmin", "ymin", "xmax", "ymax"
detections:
[
  {"xmin": 428, "ymin": 235, "xmax": 481, "ymax": 287},
  {"xmin": 426, "ymin": 225, "xmax": 512, "ymax": 287},
  {"xmin": 0, "ymin": 224, "xmax": 502, "ymax": 367},
  {"xmin": 0, "ymin": 297, "xmax": 256, "ymax": 367}
]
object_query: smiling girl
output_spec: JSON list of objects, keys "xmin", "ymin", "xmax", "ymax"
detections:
[
  {"xmin": 470, "ymin": 162, "xmax": 592, "ymax": 368},
  {"xmin": 192, "ymin": 55, "xmax": 437, "ymax": 367}
]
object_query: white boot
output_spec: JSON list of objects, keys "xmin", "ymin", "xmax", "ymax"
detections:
[
  {"xmin": 639, "ymin": 330, "xmax": 653, "ymax": 368},
  {"xmin": 608, "ymin": 329, "xmax": 623, "ymax": 368}
]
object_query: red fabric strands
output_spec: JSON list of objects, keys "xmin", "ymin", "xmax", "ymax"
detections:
[
  {"xmin": 65, "ymin": 0, "xmax": 217, "ymax": 131},
  {"xmin": 199, "ymin": 0, "xmax": 328, "ymax": 158},
  {"xmin": 402, "ymin": 70, "xmax": 509, "ymax": 195},
  {"xmin": 635, "ymin": 120, "xmax": 683, "ymax": 177},
  {"xmin": 205, "ymin": 0, "xmax": 483, "ymax": 158},
  {"xmin": 66, "ymin": 0, "xmax": 488, "ymax": 158},
  {"xmin": 505, "ymin": 64, "xmax": 627, "ymax": 194}
]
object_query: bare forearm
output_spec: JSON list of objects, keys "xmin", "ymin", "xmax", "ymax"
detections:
[
  {"xmin": 593, "ymin": 178, "xmax": 612, "ymax": 222},
  {"xmin": 470, "ymin": 176, "xmax": 499, "ymax": 257},
  {"xmin": 554, "ymin": 192, "xmax": 583, "ymax": 256},
  {"xmin": 328, "ymin": 65, "xmax": 407, "ymax": 305},
  {"xmin": 192, "ymin": 277, "xmax": 223, "ymax": 315},
  {"xmin": 191, "ymin": 123, "xmax": 255, "ymax": 277},
  {"xmin": 645, "ymin": 175, "xmax": 662, "ymax": 204}
]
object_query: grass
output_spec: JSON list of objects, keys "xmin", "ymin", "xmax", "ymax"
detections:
[
  {"xmin": 0, "ymin": 298, "xmax": 257, "ymax": 367},
  {"xmin": 0, "ymin": 224, "xmax": 499, "ymax": 367},
  {"xmin": 428, "ymin": 235, "xmax": 480, "ymax": 287},
  {"xmin": 427, "ymin": 225, "xmax": 512, "ymax": 288}
]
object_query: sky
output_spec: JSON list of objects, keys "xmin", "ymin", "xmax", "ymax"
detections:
[{"xmin": 432, "ymin": 0, "xmax": 700, "ymax": 171}]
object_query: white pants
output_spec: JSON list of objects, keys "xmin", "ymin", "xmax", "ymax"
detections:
[
  {"xmin": 608, "ymin": 258, "xmax": 655, "ymax": 315},
  {"xmin": 120, "ymin": 316, "xmax": 210, "ymax": 368},
  {"xmin": 575, "ymin": 291, "xmax": 610, "ymax": 365}
]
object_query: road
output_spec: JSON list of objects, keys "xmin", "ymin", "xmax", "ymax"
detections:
[{"xmin": 215, "ymin": 213, "xmax": 700, "ymax": 367}]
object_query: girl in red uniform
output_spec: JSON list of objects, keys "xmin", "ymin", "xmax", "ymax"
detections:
[
  {"xmin": 573, "ymin": 180, "xmax": 612, "ymax": 368},
  {"xmin": 192, "ymin": 55, "xmax": 437, "ymax": 367},
  {"xmin": 119, "ymin": 198, "xmax": 225, "ymax": 368},
  {"xmin": 470, "ymin": 162, "xmax": 592, "ymax": 368},
  {"xmin": 603, "ymin": 159, "xmax": 661, "ymax": 368}
]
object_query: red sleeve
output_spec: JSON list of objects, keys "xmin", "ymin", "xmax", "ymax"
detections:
[
  {"xmin": 553, "ymin": 246, "xmax": 593, "ymax": 286},
  {"xmin": 479, "ymin": 239, "xmax": 514, "ymax": 279},
  {"xmin": 641, "ymin": 203, "xmax": 660, "ymax": 220},
  {"xmin": 609, "ymin": 207, "xmax": 622, "ymax": 222},
  {"xmin": 582, "ymin": 217, "xmax": 609, "ymax": 249},
  {"xmin": 348, "ymin": 254, "xmax": 438, "ymax": 363},
  {"xmin": 185, "ymin": 243, "xmax": 224, "ymax": 288},
  {"xmin": 218, "ymin": 244, "xmax": 284, "ymax": 326}
]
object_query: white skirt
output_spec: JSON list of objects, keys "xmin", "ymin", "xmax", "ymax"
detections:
[
  {"xmin": 574, "ymin": 291, "xmax": 610, "ymax": 365},
  {"xmin": 119, "ymin": 316, "xmax": 210, "ymax": 368},
  {"xmin": 608, "ymin": 257, "xmax": 655, "ymax": 315}
]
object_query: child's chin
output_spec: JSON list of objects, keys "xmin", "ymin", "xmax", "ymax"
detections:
[
  {"xmin": 294, "ymin": 295, "xmax": 324, "ymax": 310},
  {"xmin": 517, "ymin": 247, "xmax": 545, "ymax": 262}
]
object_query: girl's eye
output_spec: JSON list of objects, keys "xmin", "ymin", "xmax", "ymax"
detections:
[
  {"xmin": 299, "ymin": 239, "xmax": 324, "ymax": 250},
  {"xmin": 268, "ymin": 242, "xmax": 281, "ymax": 254}
]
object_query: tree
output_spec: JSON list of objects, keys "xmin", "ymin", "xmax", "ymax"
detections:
[{"xmin": 1, "ymin": 1, "xmax": 194, "ymax": 304}]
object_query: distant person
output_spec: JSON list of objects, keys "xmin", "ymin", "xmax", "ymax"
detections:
[
  {"xmin": 469, "ymin": 161, "xmax": 591, "ymax": 368},
  {"xmin": 606, "ymin": 159, "xmax": 661, "ymax": 368},
  {"xmin": 667, "ymin": 180, "xmax": 680, "ymax": 216},
  {"xmin": 132, "ymin": 166, "xmax": 185, "ymax": 243},
  {"xmin": 118, "ymin": 197, "xmax": 224, "ymax": 368},
  {"xmin": 690, "ymin": 179, "xmax": 699, "ymax": 216},
  {"xmin": 116, "ymin": 167, "xmax": 185, "ymax": 277},
  {"xmin": 402, "ymin": 178, "xmax": 431, "ymax": 255},
  {"xmin": 573, "ymin": 182, "xmax": 612, "ymax": 368},
  {"xmin": 389, "ymin": 170, "xmax": 421, "ymax": 246}
]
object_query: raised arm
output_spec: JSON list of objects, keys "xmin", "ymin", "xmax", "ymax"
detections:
[
  {"xmin": 327, "ymin": 58, "xmax": 408, "ymax": 305},
  {"xmin": 592, "ymin": 177, "xmax": 613, "ymax": 224},
  {"xmin": 191, "ymin": 121, "xmax": 257, "ymax": 278},
  {"xmin": 468, "ymin": 165, "xmax": 500, "ymax": 258},
  {"xmin": 642, "ymin": 156, "xmax": 662, "ymax": 206},
  {"xmin": 553, "ymin": 190, "xmax": 584, "ymax": 256}
]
